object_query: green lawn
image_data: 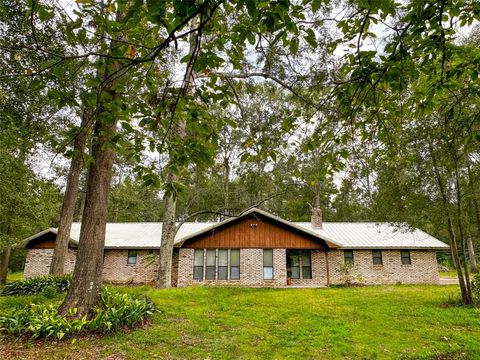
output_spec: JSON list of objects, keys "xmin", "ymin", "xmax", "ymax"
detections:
[
  {"xmin": 1, "ymin": 284, "xmax": 479, "ymax": 359},
  {"xmin": 439, "ymin": 270, "xmax": 459, "ymax": 278},
  {"xmin": 6, "ymin": 272, "xmax": 23, "ymax": 282}
]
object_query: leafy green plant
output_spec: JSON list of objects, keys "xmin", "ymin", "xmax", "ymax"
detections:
[
  {"xmin": 471, "ymin": 273, "xmax": 480, "ymax": 305},
  {"xmin": 41, "ymin": 285, "xmax": 59, "ymax": 299},
  {"xmin": 338, "ymin": 262, "xmax": 363, "ymax": 286},
  {"xmin": 1, "ymin": 274, "xmax": 71, "ymax": 295},
  {"xmin": 0, "ymin": 288, "xmax": 155, "ymax": 339}
]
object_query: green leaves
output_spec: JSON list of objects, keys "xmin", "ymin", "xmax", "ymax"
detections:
[
  {"xmin": 304, "ymin": 28, "xmax": 317, "ymax": 48},
  {"xmin": 0, "ymin": 288, "xmax": 155, "ymax": 339},
  {"xmin": 146, "ymin": 0, "xmax": 166, "ymax": 24},
  {"xmin": 289, "ymin": 37, "xmax": 299, "ymax": 54}
]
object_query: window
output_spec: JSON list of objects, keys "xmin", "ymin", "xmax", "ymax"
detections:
[
  {"xmin": 372, "ymin": 250, "xmax": 382, "ymax": 265},
  {"xmin": 344, "ymin": 250, "xmax": 354, "ymax": 264},
  {"xmin": 193, "ymin": 248, "xmax": 240, "ymax": 280},
  {"xmin": 127, "ymin": 250, "xmax": 137, "ymax": 265},
  {"xmin": 302, "ymin": 251, "xmax": 312, "ymax": 279},
  {"xmin": 193, "ymin": 249, "xmax": 204, "ymax": 280},
  {"xmin": 230, "ymin": 249, "xmax": 240, "ymax": 280},
  {"xmin": 218, "ymin": 249, "xmax": 228, "ymax": 280},
  {"xmin": 263, "ymin": 249, "xmax": 274, "ymax": 280},
  {"xmin": 206, "ymin": 249, "xmax": 216, "ymax": 280},
  {"xmin": 286, "ymin": 250, "xmax": 300, "ymax": 279},
  {"xmin": 287, "ymin": 250, "xmax": 312, "ymax": 280},
  {"xmin": 401, "ymin": 250, "xmax": 411, "ymax": 265}
]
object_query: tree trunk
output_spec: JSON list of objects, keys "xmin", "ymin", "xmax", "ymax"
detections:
[
  {"xmin": 0, "ymin": 247, "xmax": 11, "ymax": 285},
  {"xmin": 223, "ymin": 155, "xmax": 230, "ymax": 216},
  {"xmin": 430, "ymin": 143, "xmax": 471, "ymax": 304},
  {"xmin": 156, "ymin": 190, "xmax": 177, "ymax": 288},
  {"xmin": 77, "ymin": 188, "xmax": 86, "ymax": 222},
  {"xmin": 453, "ymin": 163, "xmax": 473, "ymax": 301},
  {"xmin": 58, "ymin": 111, "xmax": 117, "ymax": 315},
  {"xmin": 156, "ymin": 29, "xmax": 198, "ymax": 288},
  {"xmin": 58, "ymin": 10, "xmax": 124, "ymax": 314},
  {"xmin": 467, "ymin": 237, "xmax": 478, "ymax": 273},
  {"xmin": 466, "ymin": 159, "xmax": 479, "ymax": 273},
  {"xmin": 50, "ymin": 108, "xmax": 91, "ymax": 275}
]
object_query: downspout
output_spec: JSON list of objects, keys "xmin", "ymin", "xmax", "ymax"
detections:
[{"xmin": 325, "ymin": 250, "xmax": 330, "ymax": 287}]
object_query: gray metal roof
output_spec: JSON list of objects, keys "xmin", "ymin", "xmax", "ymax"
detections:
[{"xmin": 25, "ymin": 208, "xmax": 449, "ymax": 250}]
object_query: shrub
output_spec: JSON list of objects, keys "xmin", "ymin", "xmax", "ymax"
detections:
[
  {"xmin": 471, "ymin": 273, "xmax": 480, "ymax": 305},
  {"xmin": 338, "ymin": 263, "xmax": 363, "ymax": 286},
  {"xmin": 0, "ymin": 288, "xmax": 156, "ymax": 339},
  {"xmin": 1, "ymin": 274, "xmax": 71, "ymax": 296}
]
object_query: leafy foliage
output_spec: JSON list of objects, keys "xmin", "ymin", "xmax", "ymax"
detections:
[
  {"xmin": 471, "ymin": 273, "xmax": 480, "ymax": 305},
  {"xmin": 337, "ymin": 262, "xmax": 363, "ymax": 287},
  {"xmin": 0, "ymin": 274, "xmax": 71, "ymax": 296},
  {"xmin": 0, "ymin": 288, "xmax": 156, "ymax": 339}
]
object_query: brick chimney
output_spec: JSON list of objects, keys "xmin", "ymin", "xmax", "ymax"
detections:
[{"xmin": 311, "ymin": 207, "xmax": 323, "ymax": 229}]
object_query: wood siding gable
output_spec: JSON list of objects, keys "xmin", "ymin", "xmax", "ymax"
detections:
[{"xmin": 182, "ymin": 215, "xmax": 328, "ymax": 249}]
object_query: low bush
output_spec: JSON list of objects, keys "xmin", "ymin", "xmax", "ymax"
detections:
[
  {"xmin": 471, "ymin": 273, "xmax": 480, "ymax": 304},
  {"xmin": 1, "ymin": 274, "xmax": 71, "ymax": 296},
  {"xmin": 0, "ymin": 288, "xmax": 156, "ymax": 339}
]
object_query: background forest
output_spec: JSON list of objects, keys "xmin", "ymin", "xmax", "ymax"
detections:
[{"xmin": 1, "ymin": 0, "xmax": 479, "ymax": 310}]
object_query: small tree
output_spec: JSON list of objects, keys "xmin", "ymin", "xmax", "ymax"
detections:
[{"xmin": 338, "ymin": 262, "xmax": 363, "ymax": 286}]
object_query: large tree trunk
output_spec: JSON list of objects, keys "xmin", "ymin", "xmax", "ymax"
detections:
[
  {"xmin": 156, "ymin": 189, "xmax": 177, "ymax": 288},
  {"xmin": 58, "ymin": 10, "xmax": 124, "ymax": 314},
  {"xmin": 0, "ymin": 247, "xmax": 11, "ymax": 285},
  {"xmin": 58, "ymin": 111, "xmax": 117, "ymax": 316},
  {"xmin": 50, "ymin": 108, "xmax": 91, "ymax": 275}
]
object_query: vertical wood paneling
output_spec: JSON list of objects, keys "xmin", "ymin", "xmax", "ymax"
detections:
[{"xmin": 183, "ymin": 216, "xmax": 326, "ymax": 249}]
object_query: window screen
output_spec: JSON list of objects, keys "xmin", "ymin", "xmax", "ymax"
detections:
[
  {"xmin": 206, "ymin": 249, "xmax": 216, "ymax": 280},
  {"xmin": 230, "ymin": 249, "xmax": 240, "ymax": 280},
  {"xmin": 218, "ymin": 249, "xmax": 228, "ymax": 280},
  {"xmin": 372, "ymin": 250, "xmax": 382, "ymax": 265},
  {"xmin": 344, "ymin": 250, "xmax": 354, "ymax": 264},
  {"xmin": 302, "ymin": 251, "xmax": 312, "ymax": 279},
  {"xmin": 127, "ymin": 250, "xmax": 137, "ymax": 265},
  {"xmin": 193, "ymin": 249, "xmax": 204, "ymax": 280},
  {"xmin": 263, "ymin": 249, "xmax": 274, "ymax": 280},
  {"xmin": 401, "ymin": 250, "xmax": 411, "ymax": 265}
]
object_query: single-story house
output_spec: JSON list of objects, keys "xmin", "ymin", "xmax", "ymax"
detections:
[{"xmin": 23, "ymin": 208, "xmax": 449, "ymax": 286}]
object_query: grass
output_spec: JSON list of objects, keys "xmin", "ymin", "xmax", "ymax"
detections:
[
  {"xmin": 440, "ymin": 270, "xmax": 459, "ymax": 278},
  {"xmin": 1, "ymin": 284, "xmax": 479, "ymax": 359},
  {"xmin": 7, "ymin": 272, "xmax": 23, "ymax": 282}
]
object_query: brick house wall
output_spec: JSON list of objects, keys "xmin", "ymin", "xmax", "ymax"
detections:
[
  {"xmin": 177, "ymin": 248, "xmax": 289, "ymax": 287},
  {"xmin": 328, "ymin": 250, "xmax": 439, "ymax": 285},
  {"xmin": 23, "ymin": 247, "xmax": 439, "ymax": 286},
  {"xmin": 176, "ymin": 248, "xmax": 330, "ymax": 287},
  {"xmin": 24, "ymin": 249, "xmax": 76, "ymax": 278},
  {"xmin": 102, "ymin": 250, "xmax": 157, "ymax": 284},
  {"xmin": 24, "ymin": 248, "xmax": 159, "ymax": 284}
]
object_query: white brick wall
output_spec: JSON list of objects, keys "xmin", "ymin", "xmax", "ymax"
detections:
[
  {"xmin": 328, "ymin": 250, "xmax": 440, "ymax": 285},
  {"xmin": 23, "ymin": 248, "xmax": 440, "ymax": 286},
  {"xmin": 24, "ymin": 249, "xmax": 76, "ymax": 278}
]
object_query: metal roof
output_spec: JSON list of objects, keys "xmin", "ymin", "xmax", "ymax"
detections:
[
  {"xmin": 25, "ymin": 208, "xmax": 449, "ymax": 250},
  {"xmin": 296, "ymin": 222, "xmax": 449, "ymax": 249}
]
